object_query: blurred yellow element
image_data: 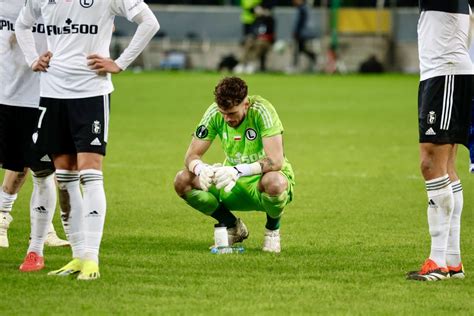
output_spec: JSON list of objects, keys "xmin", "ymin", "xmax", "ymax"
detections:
[{"xmin": 338, "ymin": 9, "xmax": 391, "ymax": 34}]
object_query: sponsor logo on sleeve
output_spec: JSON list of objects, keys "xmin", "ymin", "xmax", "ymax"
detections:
[{"xmin": 196, "ymin": 125, "xmax": 208, "ymax": 139}]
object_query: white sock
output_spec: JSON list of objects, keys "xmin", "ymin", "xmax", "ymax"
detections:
[
  {"xmin": 426, "ymin": 175, "xmax": 453, "ymax": 267},
  {"xmin": 56, "ymin": 170, "xmax": 84, "ymax": 259},
  {"xmin": 28, "ymin": 172, "xmax": 56, "ymax": 256},
  {"xmin": 0, "ymin": 189, "xmax": 17, "ymax": 212},
  {"xmin": 446, "ymin": 180, "xmax": 463, "ymax": 267},
  {"xmin": 80, "ymin": 169, "xmax": 106, "ymax": 264}
]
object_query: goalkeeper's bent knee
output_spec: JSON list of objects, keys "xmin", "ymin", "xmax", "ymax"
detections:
[
  {"xmin": 262, "ymin": 191, "xmax": 288, "ymax": 219},
  {"xmin": 184, "ymin": 189, "xmax": 219, "ymax": 215}
]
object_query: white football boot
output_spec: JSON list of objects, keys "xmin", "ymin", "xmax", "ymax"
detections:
[
  {"xmin": 262, "ymin": 228, "xmax": 281, "ymax": 253},
  {"xmin": 45, "ymin": 223, "xmax": 70, "ymax": 247},
  {"xmin": 0, "ymin": 212, "xmax": 13, "ymax": 248}
]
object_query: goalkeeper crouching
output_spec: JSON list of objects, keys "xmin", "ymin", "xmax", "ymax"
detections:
[{"xmin": 174, "ymin": 77, "xmax": 295, "ymax": 253}]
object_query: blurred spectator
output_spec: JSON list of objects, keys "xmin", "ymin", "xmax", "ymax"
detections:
[
  {"xmin": 240, "ymin": 0, "xmax": 262, "ymax": 39},
  {"xmin": 235, "ymin": 7, "xmax": 275, "ymax": 74},
  {"xmin": 358, "ymin": 54, "xmax": 384, "ymax": 73},
  {"xmin": 290, "ymin": 0, "xmax": 317, "ymax": 72}
]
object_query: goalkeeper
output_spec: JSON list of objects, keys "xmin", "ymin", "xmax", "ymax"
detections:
[{"xmin": 174, "ymin": 77, "xmax": 295, "ymax": 253}]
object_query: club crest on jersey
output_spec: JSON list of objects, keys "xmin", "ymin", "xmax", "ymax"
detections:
[
  {"xmin": 80, "ymin": 0, "xmax": 94, "ymax": 8},
  {"xmin": 196, "ymin": 125, "xmax": 208, "ymax": 139},
  {"xmin": 245, "ymin": 128, "xmax": 257, "ymax": 141},
  {"xmin": 427, "ymin": 111, "xmax": 436, "ymax": 125},
  {"xmin": 48, "ymin": 0, "xmax": 56, "ymax": 4},
  {"xmin": 92, "ymin": 120, "xmax": 101, "ymax": 134}
]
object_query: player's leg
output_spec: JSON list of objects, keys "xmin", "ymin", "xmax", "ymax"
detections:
[
  {"xmin": 48, "ymin": 154, "xmax": 84, "ymax": 276},
  {"xmin": 408, "ymin": 75, "xmax": 470, "ymax": 281},
  {"xmin": 174, "ymin": 169, "xmax": 241, "ymax": 236},
  {"xmin": 409, "ymin": 143, "xmax": 453, "ymax": 281},
  {"xmin": 258, "ymin": 171, "xmax": 292, "ymax": 253},
  {"xmin": 0, "ymin": 169, "xmax": 28, "ymax": 248},
  {"xmin": 75, "ymin": 152, "xmax": 105, "ymax": 281},
  {"xmin": 446, "ymin": 145, "xmax": 465, "ymax": 278},
  {"xmin": 20, "ymin": 168, "xmax": 56, "ymax": 272},
  {"xmin": 65, "ymin": 95, "xmax": 111, "ymax": 281}
]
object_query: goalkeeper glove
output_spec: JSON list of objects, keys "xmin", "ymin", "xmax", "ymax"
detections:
[{"xmin": 189, "ymin": 159, "xmax": 215, "ymax": 192}]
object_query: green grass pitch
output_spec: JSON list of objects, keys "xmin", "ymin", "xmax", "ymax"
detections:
[{"xmin": 0, "ymin": 72, "xmax": 473, "ymax": 314}]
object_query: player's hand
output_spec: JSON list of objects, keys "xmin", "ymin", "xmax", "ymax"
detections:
[
  {"xmin": 197, "ymin": 165, "xmax": 215, "ymax": 192},
  {"xmin": 32, "ymin": 51, "xmax": 53, "ymax": 72},
  {"xmin": 214, "ymin": 166, "xmax": 240, "ymax": 193},
  {"xmin": 87, "ymin": 54, "xmax": 122, "ymax": 75}
]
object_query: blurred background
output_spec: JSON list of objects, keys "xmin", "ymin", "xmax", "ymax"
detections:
[{"xmin": 112, "ymin": 0, "xmax": 420, "ymax": 74}]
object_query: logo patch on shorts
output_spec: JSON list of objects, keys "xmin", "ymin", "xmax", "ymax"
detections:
[
  {"xmin": 92, "ymin": 120, "xmax": 101, "ymax": 134},
  {"xmin": 196, "ymin": 125, "xmax": 208, "ymax": 139},
  {"xmin": 427, "ymin": 111, "xmax": 436, "ymax": 125},
  {"xmin": 245, "ymin": 128, "xmax": 257, "ymax": 141},
  {"xmin": 425, "ymin": 128, "xmax": 436, "ymax": 136}
]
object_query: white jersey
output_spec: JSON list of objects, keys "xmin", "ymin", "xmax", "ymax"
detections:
[
  {"xmin": 16, "ymin": 0, "xmax": 148, "ymax": 99},
  {"xmin": 417, "ymin": 0, "xmax": 473, "ymax": 81},
  {"xmin": 0, "ymin": 1, "xmax": 46, "ymax": 108}
]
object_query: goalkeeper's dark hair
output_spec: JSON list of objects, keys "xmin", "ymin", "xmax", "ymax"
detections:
[{"xmin": 214, "ymin": 77, "xmax": 248, "ymax": 110}]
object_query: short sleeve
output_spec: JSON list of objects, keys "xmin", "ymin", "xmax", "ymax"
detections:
[
  {"xmin": 251, "ymin": 99, "xmax": 284, "ymax": 138},
  {"xmin": 110, "ymin": 0, "xmax": 149, "ymax": 21},
  {"xmin": 193, "ymin": 104, "xmax": 219, "ymax": 141}
]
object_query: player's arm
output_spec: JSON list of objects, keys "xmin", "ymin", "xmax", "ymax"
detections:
[
  {"xmin": 15, "ymin": 1, "xmax": 51, "ymax": 72},
  {"xmin": 87, "ymin": 7, "xmax": 159, "ymax": 74},
  {"xmin": 184, "ymin": 138, "xmax": 215, "ymax": 191},
  {"xmin": 259, "ymin": 134, "xmax": 284, "ymax": 173}
]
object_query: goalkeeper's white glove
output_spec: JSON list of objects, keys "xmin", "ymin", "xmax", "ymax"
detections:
[
  {"xmin": 189, "ymin": 160, "xmax": 215, "ymax": 192},
  {"xmin": 214, "ymin": 162, "xmax": 262, "ymax": 193},
  {"xmin": 214, "ymin": 166, "xmax": 240, "ymax": 193}
]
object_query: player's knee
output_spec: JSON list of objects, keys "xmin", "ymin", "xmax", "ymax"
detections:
[
  {"xmin": 174, "ymin": 170, "xmax": 192, "ymax": 196},
  {"xmin": 31, "ymin": 168, "xmax": 55, "ymax": 178},
  {"xmin": 419, "ymin": 157, "xmax": 434, "ymax": 176},
  {"xmin": 261, "ymin": 173, "xmax": 287, "ymax": 195}
]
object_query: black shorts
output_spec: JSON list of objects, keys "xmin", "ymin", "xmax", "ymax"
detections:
[
  {"xmin": 0, "ymin": 104, "xmax": 54, "ymax": 172},
  {"xmin": 35, "ymin": 95, "xmax": 110, "ymax": 156},
  {"xmin": 418, "ymin": 75, "xmax": 472, "ymax": 145}
]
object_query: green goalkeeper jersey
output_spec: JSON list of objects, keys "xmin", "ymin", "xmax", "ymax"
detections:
[{"xmin": 194, "ymin": 95, "xmax": 294, "ymax": 178}]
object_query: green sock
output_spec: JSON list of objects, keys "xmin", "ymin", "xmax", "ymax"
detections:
[
  {"xmin": 211, "ymin": 205, "xmax": 237, "ymax": 228},
  {"xmin": 265, "ymin": 213, "xmax": 280, "ymax": 230},
  {"xmin": 183, "ymin": 189, "xmax": 219, "ymax": 215},
  {"xmin": 261, "ymin": 191, "xmax": 288, "ymax": 219}
]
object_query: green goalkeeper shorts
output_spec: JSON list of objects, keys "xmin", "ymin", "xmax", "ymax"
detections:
[{"xmin": 208, "ymin": 170, "xmax": 295, "ymax": 212}]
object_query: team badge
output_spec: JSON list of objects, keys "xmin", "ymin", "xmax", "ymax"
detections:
[
  {"xmin": 245, "ymin": 128, "xmax": 257, "ymax": 141},
  {"xmin": 427, "ymin": 111, "xmax": 436, "ymax": 125},
  {"xmin": 48, "ymin": 0, "xmax": 56, "ymax": 4},
  {"xmin": 92, "ymin": 120, "xmax": 101, "ymax": 134},
  {"xmin": 196, "ymin": 125, "xmax": 208, "ymax": 139},
  {"xmin": 79, "ymin": 0, "xmax": 94, "ymax": 8}
]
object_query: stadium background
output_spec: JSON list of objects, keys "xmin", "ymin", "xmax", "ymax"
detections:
[{"xmin": 1, "ymin": 1, "xmax": 473, "ymax": 314}]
